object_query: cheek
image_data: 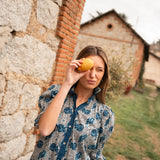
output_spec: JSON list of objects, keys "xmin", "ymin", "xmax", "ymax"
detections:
[
  {"xmin": 97, "ymin": 72, "xmax": 104, "ymax": 80},
  {"xmin": 79, "ymin": 74, "xmax": 88, "ymax": 82}
]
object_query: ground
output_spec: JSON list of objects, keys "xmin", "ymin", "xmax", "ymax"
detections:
[{"xmin": 103, "ymin": 83, "xmax": 160, "ymax": 160}]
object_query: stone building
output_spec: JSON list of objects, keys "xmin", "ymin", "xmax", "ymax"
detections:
[
  {"xmin": 143, "ymin": 42, "xmax": 160, "ymax": 87},
  {"xmin": 0, "ymin": 0, "xmax": 85, "ymax": 159},
  {"xmin": 75, "ymin": 9, "xmax": 149, "ymax": 86}
]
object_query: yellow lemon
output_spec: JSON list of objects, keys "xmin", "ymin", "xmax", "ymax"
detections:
[{"xmin": 78, "ymin": 58, "xmax": 94, "ymax": 71}]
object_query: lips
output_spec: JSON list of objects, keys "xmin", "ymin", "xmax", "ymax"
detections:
[{"xmin": 88, "ymin": 80, "xmax": 96, "ymax": 84}]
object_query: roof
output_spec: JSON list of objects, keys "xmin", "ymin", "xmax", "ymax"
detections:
[
  {"xmin": 81, "ymin": 9, "xmax": 149, "ymax": 61},
  {"xmin": 150, "ymin": 52, "xmax": 160, "ymax": 60}
]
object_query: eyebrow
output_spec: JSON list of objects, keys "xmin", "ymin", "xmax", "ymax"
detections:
[{"xmin": 97, "ymin": 67, "xmax": 105, "ymax": 69}]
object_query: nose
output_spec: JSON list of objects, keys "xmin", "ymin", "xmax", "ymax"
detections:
[{"xmin": 89, "ymin": 68, "xmax": 96, "ymax": 78}]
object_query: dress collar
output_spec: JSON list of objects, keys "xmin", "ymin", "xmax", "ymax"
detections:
[
  {"xmin": 93, "ymin": 87, "xmax": 101, "ymax": 95},
  {"xmin": 69, "ymin": 85, "xmax": 101, "ymax": 96}
]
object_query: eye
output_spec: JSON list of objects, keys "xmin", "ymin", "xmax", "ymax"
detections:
[{"xmin": 97, "ymin": 68, "xmax": 104, "ymax": 72}]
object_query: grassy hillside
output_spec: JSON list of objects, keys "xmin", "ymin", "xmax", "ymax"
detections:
[{"xmin": 103, "ymin": 84, "xmax": 160, "ymax": 160}]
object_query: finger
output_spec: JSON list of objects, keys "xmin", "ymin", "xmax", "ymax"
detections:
[
  {"xmin": 70, "ymin": 60, "xmax": 83, "ymax": 69},
  {"xmin": 71, "ymin": 59, "xmax": 83, "ymax": 64},
  {"xmin": 70, "ymin": 63, "xmax": 79, "ymax": 68}
]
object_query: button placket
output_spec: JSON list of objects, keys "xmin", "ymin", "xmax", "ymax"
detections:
[{"xmin": 57, "ymin": 107, "xmax": 77, "ymax": 159}]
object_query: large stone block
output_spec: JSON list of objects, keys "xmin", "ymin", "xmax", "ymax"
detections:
[
  {"xmin": 2, "ymin": 80, "xmax": 23, "ymax": 115},
  {"xmin": 0, "ymin": 75, "xmax": 6, "ymax": 93},
  {"xmin": 46, "ymin": 33, "xmax": 60, "ymax": 52},
  {"xmin": 0, "ymin": 111, "xmax": 25, "ymax": 142},
  {"xmin": 2, "ymin": 35, "xmax": 56, "ymax": 81},
  {"xmin": 53, "ymin": 0, "xmax": 63, "ymax": 6},
  {"xmin": 23, "ymin": 110, "xmax": 38, "ymax": 133},
  {"xmin": 24, "ymin": 134, "xmax": 37, "ymax": 154},
  {"xmin": 17, "ymin": 152, "xmax": 33, "ymax": 160},
  {"xmin": 21, "ymin": 83, "xmax": 41, "ymax": 110},
  {"xmin": 0, "ymin": 93, "xmax": 3, "ymax": 108},
  {"xmin": 0, "ymin": 26, "xmax": 12, "ymax": 51},
  {"xmin": 37, "ymin": 0, "xmax": 59, "ymax": 30},
  {"xmin": 0, "ymin": 134, "xmax": 26, "ymax": 160},
  {"xmin": 0, "ymin": 75, "xmax": 6, "ymax": 107},
  {"xmin": 0, "ymin": 0, "xmax": 32, "ymax": 32},
  {"xmin": 0, "ymin": 55, "xmax": 7, "ymax": 75}
]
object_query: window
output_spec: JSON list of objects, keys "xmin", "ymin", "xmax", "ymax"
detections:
[{"xmin": 106, "ymin": 23, "xmax": 113, "ymax": 31}]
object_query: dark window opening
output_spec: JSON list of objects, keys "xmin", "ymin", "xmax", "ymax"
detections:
[{"xmin": 107, "ymin": 24, "xmax": 113, "ymax": 29}]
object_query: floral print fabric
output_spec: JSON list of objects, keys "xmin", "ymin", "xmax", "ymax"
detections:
[{"xmin": 30, "ymin": 84, "xmax": 114, "ymax": 160}]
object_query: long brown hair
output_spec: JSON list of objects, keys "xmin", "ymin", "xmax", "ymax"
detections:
[{"xmin": 76, "ymin": 45, "xmax": 109, "ymax": 104}]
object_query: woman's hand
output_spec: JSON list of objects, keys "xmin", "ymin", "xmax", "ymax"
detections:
[{"xmin": 64, "ymin": 59, "xmax": 88, "ymax": 86}]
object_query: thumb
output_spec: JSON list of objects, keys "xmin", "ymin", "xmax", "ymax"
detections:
[{"xmin": 77, "ymin": 70, "xmax": 89, "ymax": 78}]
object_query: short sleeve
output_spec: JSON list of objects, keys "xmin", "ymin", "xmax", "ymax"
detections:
[
  {"xmin": 34, "ymin": 84, "xmax": 61, "ymax": 128},
  {"xmin": 90, "ymin": 105, "xmax": 115, "ymax": 159}
]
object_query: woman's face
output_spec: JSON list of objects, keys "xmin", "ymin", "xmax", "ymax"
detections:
[{"xmin": 78, "ymin": 55, "xmax": 105, "ymax": 90}]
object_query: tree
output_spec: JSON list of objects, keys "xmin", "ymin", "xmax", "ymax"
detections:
[{"xmin": 119, "ymin": 13, "xmax": 128, "ymax": 21}]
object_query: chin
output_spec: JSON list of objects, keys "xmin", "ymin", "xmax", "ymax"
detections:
[
  {"xmin": 85, "ymin": 84, "xmax": 98, "ymax": 90},
  {"xmin": 78, "ymin": 80, "xmax": 99, "ymax": 90}
]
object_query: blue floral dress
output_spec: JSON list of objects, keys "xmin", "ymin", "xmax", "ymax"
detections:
[{"xmin": 30, "ymin": 84, "xmax": 114, "ymax": 160}]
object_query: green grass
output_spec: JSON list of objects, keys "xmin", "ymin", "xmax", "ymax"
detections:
[{"xmin": 103, "ymin": 84, "xmax": 160, "ymax": 160}]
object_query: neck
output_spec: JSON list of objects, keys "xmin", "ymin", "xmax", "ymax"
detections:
[{"xmin": 74, "ymin": 83, "xmax": 93, "ymax": 100}]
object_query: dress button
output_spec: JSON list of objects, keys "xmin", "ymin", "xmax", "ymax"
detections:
[
  {"xmin": 63, "ymin": 142, "xmax": 66, "ymax": 145},
  {"xmin": 69, "ymin": 125, "xmax": 71, "ymax": 128}
]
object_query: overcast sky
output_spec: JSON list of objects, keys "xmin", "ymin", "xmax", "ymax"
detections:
[{"xmin": 81, "ymin": 0, "xmax": 160, "ymax": 44}]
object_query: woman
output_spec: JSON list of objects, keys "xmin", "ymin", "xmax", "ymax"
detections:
[{"xmin": 30, "ymin": 45, "xmax": 114, "ymax": 160}]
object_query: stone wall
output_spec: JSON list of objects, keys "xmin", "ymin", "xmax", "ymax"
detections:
[{"xmin": 0, "ymin": 0, "xmax": 85, "ymax": 159}]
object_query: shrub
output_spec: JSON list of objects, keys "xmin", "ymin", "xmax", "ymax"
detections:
[{"xmin": 100, "ymin": 45, "xmax": 135, "ymax": 100}]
